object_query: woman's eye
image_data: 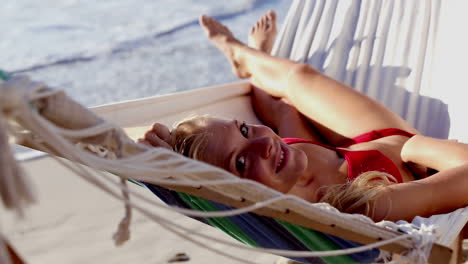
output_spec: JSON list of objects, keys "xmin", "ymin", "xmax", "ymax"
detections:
[
  {"xmin": 240, "ymin": 122, "xmax": 249, "ymax": 138},
  {"xmin": 236, "ymin": 156, "xmax": 246, "ymax": 173}
]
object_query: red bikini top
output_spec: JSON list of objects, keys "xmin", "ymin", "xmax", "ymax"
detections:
[{"xmin": 283, "ymin": 128, "xmax": 415, "ymax": 183}]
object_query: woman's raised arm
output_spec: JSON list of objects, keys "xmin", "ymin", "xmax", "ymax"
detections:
[
  {"xmin": 401, "ymin": 135, "xmax": 468, "ymax": 171},
  {"xmin": 370, "ymin": 136, "xmax": 468, "ymax": 221},
  {"xmin": 373, "ymin": 162, "xmax": 468, "ymax": 221}
]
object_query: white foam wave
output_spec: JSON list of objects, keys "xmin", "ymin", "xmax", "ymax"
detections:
[{"xmin": 1, "ymin": 0, "xmax": 256, "ymax": 71}]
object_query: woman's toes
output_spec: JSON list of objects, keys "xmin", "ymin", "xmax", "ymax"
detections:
[
  {"xmin": 199, "ymin": 15, "xmax": 207, "ymax": 25},
  {"xmin": 263, "ymin": 14, "xmax": 270, "ymax": 26},
  {"xmin": 268, "ymin": 10, "xmax": 276, "ymax": 19},
  {"xmin": 200, "ymin": 15, "xmax": 215, "ymax": 29}
]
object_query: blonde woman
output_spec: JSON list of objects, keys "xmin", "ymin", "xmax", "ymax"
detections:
[{"xmin": 139, "ymin": 12, "xmax": 468, "ymax": 224}]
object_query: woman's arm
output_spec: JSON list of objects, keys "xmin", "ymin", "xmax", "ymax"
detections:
[
  {"xmin": 401, "ymin": 135, "xmax": 468, "ymax": 171},
  {"xmin": 373, "ymin": 162, "xmax": 468, "ymax": 221},
  {"xmin": 251, "ymin": 86, "xmax": 329, "ymax": 142},
  {"xmin": 371, "ymin": 136, "xmax": 468, "ymax": 221}
]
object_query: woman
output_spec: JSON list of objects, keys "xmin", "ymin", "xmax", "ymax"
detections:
[{"xmin": 139, "ymin": 12, "xmax": 468, "ymax": 223}]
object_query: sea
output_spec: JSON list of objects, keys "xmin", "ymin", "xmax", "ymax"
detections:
[
  {"xmin": 1, "ymin": 0, "xmax": 291, "ymax": 158},
  {"xmin": 1, "ymin": 0, "xmax": 290, "ymax": 107}
]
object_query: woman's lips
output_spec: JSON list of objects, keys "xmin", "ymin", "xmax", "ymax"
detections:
[{"xmin": 275, "ymin": 143, "xmax": 288, "ymax": 173}]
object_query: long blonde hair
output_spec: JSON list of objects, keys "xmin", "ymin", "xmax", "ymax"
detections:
[
  {"xmin": 318, "ymin": 171, "xmax": 394, "ymax": 218},
  {"xmin": 171, "ymin": 115, "xmax": 395, "ymax": 218}
]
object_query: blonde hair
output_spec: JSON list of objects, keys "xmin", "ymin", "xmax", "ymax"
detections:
[
  {"xmin": 318, "ymin": 171, "xmax": 395, "ymax": 218},
  {"xmin": 171, "ymin": 115, "xmax": 395, "ymax": 218},
  {"xmin": 170, "ymin": 115, "xmax": 213, "ymax": 161}
]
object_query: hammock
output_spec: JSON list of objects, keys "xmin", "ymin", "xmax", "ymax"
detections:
[
  {"xmin": 143, "ymin": 1, "xmax": 468, "ymax": 263},
  {"xmin": 0, "ymin": 0, "xmax": 467, "ymax": 263}
]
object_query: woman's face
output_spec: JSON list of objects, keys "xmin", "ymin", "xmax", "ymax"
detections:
[{"xmin": 201, "ymin": 118, "xmax": 308, "ymax": 193}]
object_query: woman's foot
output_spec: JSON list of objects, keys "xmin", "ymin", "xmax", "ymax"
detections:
[
  {"xmin": 248, "ymin": 11, "xmax": 277, "ymax": 53},
  {"xmin": 199, "ymin": 15, "xmax": 251, "ymax": 78}
]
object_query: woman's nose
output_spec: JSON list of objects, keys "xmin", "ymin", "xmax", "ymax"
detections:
[{"xmin": 249, "ymin": 136, "xmax": 274, "ymax": 159}]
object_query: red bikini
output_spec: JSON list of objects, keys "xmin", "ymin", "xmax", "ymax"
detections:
[{"xmin": 283, "ymin": 128, "xmax": 415, "ymax": 183}]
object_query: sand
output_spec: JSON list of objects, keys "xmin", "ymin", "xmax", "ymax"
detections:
[{"xmin": 1, "ymin": 156, "xmax": 281, "ymax": 264}]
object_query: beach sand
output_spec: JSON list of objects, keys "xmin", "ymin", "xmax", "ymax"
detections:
[
  {"xmin": 2, "ymin": 156, "xmax": 467, "ymax": 264},
  {"xmin": 1, "ymin": 156, "xmax": 281, "ymax": 264}
]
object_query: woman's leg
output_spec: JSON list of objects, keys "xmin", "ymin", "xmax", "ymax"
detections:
[
  {"xmin": 247, "ymin": 12, "xmax": 327, "ymax": 143},
  {"xmin": 200, "ymin": 15, "xmax": 418, "ymax": 144}
]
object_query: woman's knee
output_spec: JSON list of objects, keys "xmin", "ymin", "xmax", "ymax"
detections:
[
  {"xmin": 284, "ymin": 63, "xmax": 319, "ymax": 97},
  {"xmin": 287, "ymin": 63, "xmax": 317, "ymax": 81}
]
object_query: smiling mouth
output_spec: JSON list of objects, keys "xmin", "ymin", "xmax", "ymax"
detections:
[{"xmin": 275, "ymin": 144, "xmax": 287, "ymax": 173}]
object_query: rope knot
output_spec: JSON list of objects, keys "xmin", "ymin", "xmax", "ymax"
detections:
[
  {"xmin": 0, "ymin": 76, "xmax": 38, "ymax": 217},
  {"xmin": 1, "ymin": 76, "xmax": 40, "ymax": 114}
]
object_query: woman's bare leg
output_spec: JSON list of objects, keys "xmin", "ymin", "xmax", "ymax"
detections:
[
  {"xmin": 200, "ymin": 15, "xmax": 418, "ymax": 142},
  {"xmin": 246, "ymin": 12, "xmax": 326, "ymax": 143},
  {"xmin": 199, "ymin": 15, "xmax": 298, "ymax": 93}
]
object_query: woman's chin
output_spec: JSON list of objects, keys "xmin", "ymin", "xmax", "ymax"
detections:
[
  {"xmin": 291, "ymin": 147, "xmax": 308, "ymax": 173},
  {"xmin": 280, "ymin": 147, "xmax": 307, "ymax": 183}
]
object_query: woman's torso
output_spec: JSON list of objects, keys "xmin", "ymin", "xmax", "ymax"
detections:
[
  {"xmin": 283, "ymin": 133, "xmax": 421, "ymax": 202},
  {"xmin": 289, "ymin": 132, "xmax": 426, "ymax": 184},
  {"xmin": 344, "ymin": 135, "xmax": 418, "ymax": 182}
]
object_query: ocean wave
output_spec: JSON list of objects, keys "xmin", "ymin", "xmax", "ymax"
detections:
[{"xmin": 1, "ymin": 0, "xmax": 265, "ymax": 72}]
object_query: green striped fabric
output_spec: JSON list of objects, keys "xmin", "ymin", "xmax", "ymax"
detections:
[
  {"xmin": 178, "ymin": 192, "xmax": 259, "ymax": 246},
  {"xmin": 277, "ymin": 220, "xmax": 356, "ymax": 263},
  {"xmin": 176, "ymin": 193, "xmax": 356, "ymax": 264}
]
